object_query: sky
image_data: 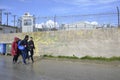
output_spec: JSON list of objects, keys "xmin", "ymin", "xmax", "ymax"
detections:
[{"xmin": 0, "ymin": 0, "xmax": 120, "ymax": 26}]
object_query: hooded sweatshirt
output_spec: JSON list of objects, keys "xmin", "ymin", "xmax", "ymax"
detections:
[{"xmin": 11, "ymin": 37, "xmax": 19, "ymax": 56}]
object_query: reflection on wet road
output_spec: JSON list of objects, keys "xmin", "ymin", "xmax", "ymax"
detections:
[{"xmin": 0, "ymin": 56, "xmax": 120, "ymax": 80}]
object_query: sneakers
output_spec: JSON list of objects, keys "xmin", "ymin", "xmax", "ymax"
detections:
[
  {"xmin": 22, "ymin": 62, "xmax": 27, "ymax": 65},
  {"xmin": 13, "ymin": 61, "xmax": 16, "ymax": 64},
  {"xmin": 13, "ymin": 61, "xmax": 17, "ymax": 64}
]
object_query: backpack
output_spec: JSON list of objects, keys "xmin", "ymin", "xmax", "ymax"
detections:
[{"xmin": 18, "ymin": 40, "xmax": 25, "ymax": 50}]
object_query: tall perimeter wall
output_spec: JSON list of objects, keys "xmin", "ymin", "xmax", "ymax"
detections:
[{"xmin": 0, "ymin": 28, "xmax": 120, "ymax": 58}]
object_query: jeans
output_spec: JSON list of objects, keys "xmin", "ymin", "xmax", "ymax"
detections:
[{"xmin": 21, "ymin": 49, "xmax": 27, "ymax": 64}]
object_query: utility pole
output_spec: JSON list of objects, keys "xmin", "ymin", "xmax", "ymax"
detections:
[
  {"xmin": 17, "ymin": 17, "xmax": 22, "ymax": 32},
  {"xmin": 117, "ymin": 6, "xmax": 120, "ymax": 28},
  {"xmin": 0, "ymin": 9, "xmax": 5, "ymax": 25},
  {"xmin": 4, "ymin": 12, "xmax": 11, "ymax": 26},
  {"xmin": 33, "ymin": 15, "xmax": 36, "ymax": 31},
  {"xmin": 54, "ymin": 15, "xmax": 56, "ymax": 29},
  {"xmin": 12, "ymin": 15, "xmax": 17, "ymax": 27}
]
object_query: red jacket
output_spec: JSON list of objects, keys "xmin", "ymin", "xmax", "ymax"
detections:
[{"xmin": 11, "ymin": 37, "xmax": 18, "ymax": 56}]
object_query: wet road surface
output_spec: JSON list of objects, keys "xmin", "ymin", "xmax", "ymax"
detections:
[{"xmin": 0, "ymin": 56, "xmax": 120, "ymax": 80}]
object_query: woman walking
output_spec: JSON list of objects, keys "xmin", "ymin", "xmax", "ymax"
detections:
[{"xmin": 11, "ymin": 37, "xmax": 19, "ymax": 64}]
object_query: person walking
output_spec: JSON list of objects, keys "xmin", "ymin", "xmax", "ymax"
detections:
[
  {"xmin": 11, "ymin": 37, "xmax": 19, "ymax": 64},
  {"xmin": 28, "ymin": 37, "xmax": 35, "ymax": 63},
  {"xmin": 16, "ymin": 38, "xmax": 22, "ymax": 63},
  {"xmin": 20, "ymin": 35, "xmax": 29, "ymax": 64}
]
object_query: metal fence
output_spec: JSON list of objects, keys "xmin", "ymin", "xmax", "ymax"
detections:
[{"xmin": 34, "ymin": 12, "xmax": 119, "ymax": 32}]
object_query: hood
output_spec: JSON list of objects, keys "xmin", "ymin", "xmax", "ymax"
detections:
[{"xmin": 14, "ymin": 37, "xmax": 19, "ymax": 42}]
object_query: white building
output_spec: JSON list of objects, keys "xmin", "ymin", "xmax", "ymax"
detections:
[
  {"xmin": 21, "ymin": 12, "xmax": 36, "ymax": 32},
  {"xmin": 61, "ymin": 21, "xmax": 98, "ymax": 30}
]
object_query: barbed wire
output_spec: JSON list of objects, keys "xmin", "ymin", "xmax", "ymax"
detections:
[{"xmin": 36, "ymin": 12, "xmax": 119, "ymax": 19}]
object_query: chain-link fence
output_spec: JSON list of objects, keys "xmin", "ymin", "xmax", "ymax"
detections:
[{"xmin": 35, "ymin": 12, "xmax": 119, "ymax": 32}]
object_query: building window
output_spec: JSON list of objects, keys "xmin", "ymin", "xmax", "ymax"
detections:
[{"xmin": 24, "ymin": 19, "xmax": 32, "ymax": 26}]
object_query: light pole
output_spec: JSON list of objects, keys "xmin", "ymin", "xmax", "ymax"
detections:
[
  {"xmin": 0, "ymin": 9, "xmax": 5, "ymax": 25},
  {"xmin": 54, "ymin": 15, "xmax": 56, "ymax": 29},
  {"xmin": 4, "ymin": 12, "xmax": 11, "ymax": 26},
  {"xmin": 17, "ymin": 17, "xmax": 22, "ymax": 32},
  {"xmin": 117, "ymin": 6, "xmax": 120, "ymax": 28},
  {"xmin": 12, "ymin": 15, "xmax": 17, "ymax": 27},
  {"xmin": 33, "ymin": 15, "xmax": 36, "ymax": 31}
]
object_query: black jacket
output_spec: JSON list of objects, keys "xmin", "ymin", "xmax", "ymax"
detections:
[
  {"xmin": 28, "ymin": 40, "xmax": 35, "ymax": 50},
  {"xmin": 20, "ymin": 39, "xmax": 29, "ymax": 50}
]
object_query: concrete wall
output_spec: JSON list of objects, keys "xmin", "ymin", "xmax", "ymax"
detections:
[{"xmin": 0, "ymin": 28, "xmax": 120, "ymax": 57}]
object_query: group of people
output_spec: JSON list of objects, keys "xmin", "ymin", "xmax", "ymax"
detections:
[{"xmin": 11, "ymin": 35, "xmax": 35, "ymax": 64}]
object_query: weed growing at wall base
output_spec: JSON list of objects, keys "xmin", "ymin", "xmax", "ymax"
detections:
[
  {"xmin": 42, "ymin": 55, "xmax": 120, "ymax": 61},
  {"xmin": 81, "ymin": 56, "xmax": 120, "ymax": 61}
]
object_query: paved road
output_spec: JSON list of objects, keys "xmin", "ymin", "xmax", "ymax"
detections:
[{"xmin": 0, "ymin": 56, "xmax": 120, "ymax": 80}]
